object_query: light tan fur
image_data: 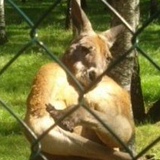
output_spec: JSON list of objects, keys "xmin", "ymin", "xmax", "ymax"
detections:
[{"xmin": 24, "ymin": 1, "xmax": 136, "ymax": 160}]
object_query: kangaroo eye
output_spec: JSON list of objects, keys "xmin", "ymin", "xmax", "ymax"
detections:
[
  {"xmin": 81, "ymin": 46, "xmax": 90, "ymax": 55},
  {"xmin": 106, "ymin": 56, "xmax": 112, "ymax": 62}
]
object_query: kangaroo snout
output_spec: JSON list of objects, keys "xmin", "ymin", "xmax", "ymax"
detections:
[{"xmin": 88, "ymin": 69, "xmax": 96, "ymax": 81}]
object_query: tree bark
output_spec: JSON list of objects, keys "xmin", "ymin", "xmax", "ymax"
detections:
[
  {"xmin": 109, "ymin": 0, "xmax": 139, "ymax": 90},
  {"xmin": 108, "ymin": 0, "xmax": 145, "ymax": 122},
  {"xmin": 65, "ymin": 0, "xmax": 72, "ymax": 29},
  {"xmin": 0, "ymin": 0, "xmax": 7, "ymax": 45},
  {"xmin": 65, "ymin": 0, "xmax": 87, "ymax": 30},
  {"xmin": 147, "ymin": 99, "xmax": 160, "ymax": 123},
  {"xmin": 81, "ymin": 0, "xmax": 87, "ymax": 9},
  {"xmin": 150, "ymin": 0, "xmax": 159, "ymax": 18},
  {"xmin": 131, "ymin": 55, "xmax": 146, "ymax": 122}
]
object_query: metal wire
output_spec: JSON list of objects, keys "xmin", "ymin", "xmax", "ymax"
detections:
[{"xmin": 1, "ymin": 0, "xmax": 160, "ymax": 159}]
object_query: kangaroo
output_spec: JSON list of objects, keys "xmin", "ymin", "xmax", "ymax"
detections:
[{"xmin": 24, "ymin": 1, "xmax": 136, "ymax": 160}]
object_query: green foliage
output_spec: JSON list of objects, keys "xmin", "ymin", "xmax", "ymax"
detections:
[{"xmin": 0, "ymin": 0, "xmax": 160, "ymax": 159}]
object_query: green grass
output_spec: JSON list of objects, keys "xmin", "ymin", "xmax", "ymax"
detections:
[
  {"xmin": 139, "ymin": 24, "xmax": 160, "ymax": 105},
  {"xmin": 136, "ymin": 123, "xmax": 160, "ymax": 158},
  {"xmin": 0, "ymin": 0, "xmax": 160, "ymax": 159},
  {"xmin": 0, "ymin": 134, "xmax": 30, "ymax": 160}
]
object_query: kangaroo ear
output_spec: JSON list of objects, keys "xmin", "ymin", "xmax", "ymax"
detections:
[
  {"xmin": 71, "ymin": 0, "xmax": 94, "ymax": 35},
  {"xmin": 101, "ymin": 25, "xmax": 125, "ymax": 48}
]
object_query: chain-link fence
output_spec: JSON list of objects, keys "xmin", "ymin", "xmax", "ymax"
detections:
[{"xmin": 1, "ymin": 0, "xmax": 160, "ymax": 160}]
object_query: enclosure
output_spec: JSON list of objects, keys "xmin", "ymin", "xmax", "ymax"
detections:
[{"xmin": 0, "ymin": 0, "xmax": 160, "ymax": 159}]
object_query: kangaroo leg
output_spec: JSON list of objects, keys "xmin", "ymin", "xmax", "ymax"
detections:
[
  {"xmin": 46, "ymin": 104, "xmax": 134, "ymax": 150},
  {"xmin": 46, "ymin": 104, "xmax": 135, "ymax": 159},
  {"xmin": 41, "ymin": 124, "xmax": 132, "ymax": 160}
]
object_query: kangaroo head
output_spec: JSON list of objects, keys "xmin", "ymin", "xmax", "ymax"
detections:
[{"xmin": 62, "ymin": 0, "xmax": 124, "ymax": 87}]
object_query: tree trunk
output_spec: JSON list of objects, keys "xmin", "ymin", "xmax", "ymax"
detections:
[
  {"xmin": 147, "ymin": 99, "xmax": 160, "ymax": 123},
  {"xmin": 108, "ymin": 0, "xmax": 145, "ymax": 122},
  {"xmin": 65, "ymin": 0, "xmax": 71, "ymax": 29},
  {"xmin": 150, "ymin": 0, "xmax": 159, "ymax": 18},
  {"xmin": 65, "ymin": 0, "xmax": 87, "ymax": 30},
  {"xmin": 131, "ymin": 55, "xmax": 146, "ymax": 122},
  {"xmin": 109, "ymin": 0, "xmax": 139, "ymax": 90},
  {"xmin": 81, "ymin": 0, "xmax": 87, "ymax": 9},
  {"xmin": 0, "ymin": 0, "xmax": 7, "ymax": 45}
]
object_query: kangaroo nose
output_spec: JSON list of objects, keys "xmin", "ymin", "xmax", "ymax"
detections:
[{"xmin": 89, "ymin": 70, "xmax": 96, "ymax": 81}]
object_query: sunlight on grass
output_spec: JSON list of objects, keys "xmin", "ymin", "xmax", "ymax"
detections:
[
  {"xmin": 136, "ymin": 123, "xmax": 160, "ymax": 158},
  {"xmin": 0, "ymin": 134, "xmax": 30, "ymax": 160},
  {"xmin": 138, "ymin": 23, "xmax": 160, "ymax": 106},
  {"xmin": 141, "ymin": 75, "xmax": 160, "ymax": 105},
  {"xmin": 139, "ymin": 53, "xmax": 160, "ymax": 105},
  {"xmin": 38, "ymin": 25, "xmax": 72, "ymax": 56},
  {"xmin": 1, "ymin": 0, "xmax": 160, "ymax": 159}
]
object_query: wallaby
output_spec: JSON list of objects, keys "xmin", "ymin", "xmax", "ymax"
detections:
[{"xmin": 24, "ymin": 0, "xmax": 136, "ymax": 160}]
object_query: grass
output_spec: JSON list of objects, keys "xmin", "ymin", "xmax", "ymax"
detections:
[
  {"xmin": 136, "ymin": 123, "xmax": 160, "ymax": 158},
  {"xmin": 139, "ymin": 24, "xmax": 160, "ymax": 105},
  {"xmin": 0, "ymin": 134, "xmax": 30, "ymax": 160},
  {"xmin": 0, "ymin": 0, "xmax": 160, "ymax": 159}
]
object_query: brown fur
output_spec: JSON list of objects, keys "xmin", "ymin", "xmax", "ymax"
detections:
[
  {"xmin": 24, "ymin": 1, "xmax": 135, "ymax": 160},
  {"xmin": 25, "ymin": 63, "xmax": 134, "ymax": 160},
  {"xmin": 62, "ymin": 33, "xmax": 112, "ymax": 87}
]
